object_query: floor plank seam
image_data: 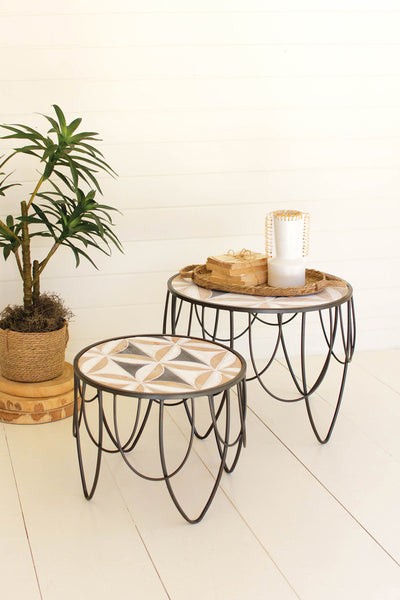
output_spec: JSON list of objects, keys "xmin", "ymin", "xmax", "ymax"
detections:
[
  {"xmin": 248, "ymin": 405, "xmax": 400, "ymax": 570},
  {"xmin": 354, "ymin": 361, "xmax": 400, "ymax": 397},
  {"xmin": 4, "ymin": 428, "xmax": 44, "ymax": 600},
  {"xmin": 103, "ymin": 457, "xmax": 173, "ymax": 600},
  {"xmin": 217, "ymin": 485, "xmax": 303, "ymax": 600},
  {"xmin": 166, "ymin": 408, "xmax": 303, "ymax": 600},
  {"xmin": 274, "ymin": 356, "xmax": 400, "ymax": 463},
  {"xmin": 133, "ymin": 519, "xmax": 173, "ymax": 600},
  {"xmin": 99, "ymin": 408, "xmax": 302, "ymax": 599}
]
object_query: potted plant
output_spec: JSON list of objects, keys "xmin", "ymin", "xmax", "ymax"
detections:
[{"xmin": 0, "ymin": 105, "xmax": 122, "ymax": 383}]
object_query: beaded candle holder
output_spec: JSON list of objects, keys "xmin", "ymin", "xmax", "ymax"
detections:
[{"xmin": 265, "ymin": 210, "xmax": 310, "ymax": 288}]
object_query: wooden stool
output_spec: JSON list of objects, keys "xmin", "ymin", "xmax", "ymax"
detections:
[{"xmin": 0, "ymin": 363, "xmax": 75, "ymax": 424}]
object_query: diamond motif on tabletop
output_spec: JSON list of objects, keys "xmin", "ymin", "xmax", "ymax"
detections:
[{"xmin": 78, "ymin": 335, "xmax": 242, "ymax": 395}]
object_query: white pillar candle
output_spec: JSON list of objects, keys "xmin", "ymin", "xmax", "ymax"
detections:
[
  {"xmin": 267, "ymin": 257, "xmax": 305, "ymax": 288},
  {"xmin": 273, "ymin": 217, "xmax": 304, "ymax": 259},
  {"xmin": 266, "ymin": 210, "xmax": 309, "ymax": 289}
]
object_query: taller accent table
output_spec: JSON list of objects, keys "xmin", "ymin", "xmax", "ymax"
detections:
[{"xmin": 163, "ymin": 274, "xmax": 355, "ymax": 444}]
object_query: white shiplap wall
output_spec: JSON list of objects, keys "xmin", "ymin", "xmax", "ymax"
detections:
[{"xmin": 0, "ymin": 0, "xmax": 399, "ymax": 359}]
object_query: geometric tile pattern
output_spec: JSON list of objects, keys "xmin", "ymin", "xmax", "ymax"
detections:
[
  {"xmin": 78, "ymin": 335, "xmax": 243, "ymax": 395},
  {"xmin": 170, "ymin": 275, "xmax": 350, "ymax": 311}
]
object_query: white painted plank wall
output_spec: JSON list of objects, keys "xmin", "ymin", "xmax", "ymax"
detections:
[{"xmin": 0, "ymin": 0, "xmax": 399, "ymax": 358}]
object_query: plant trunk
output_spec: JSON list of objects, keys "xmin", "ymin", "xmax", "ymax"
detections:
[
  {"xmin": 21, "ymin": 201, "xmax": 33, "ymax": 309},
  {"xmin": 32, "ymin": 260, "xmax": 40, "ymax": 305}
]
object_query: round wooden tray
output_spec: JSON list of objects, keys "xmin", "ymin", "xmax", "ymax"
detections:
[{"xmin": 179, "ymin": 265, "xmax": 348, "ymax": 297}]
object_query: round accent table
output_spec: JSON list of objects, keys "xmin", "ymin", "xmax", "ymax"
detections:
[
  {"xmin": 163, "ymin": 274, "xmax": 356, "ymax": 444},
  {"xmin": 73, "ymin": 334, "xmax": 246, "ymax": 523}
]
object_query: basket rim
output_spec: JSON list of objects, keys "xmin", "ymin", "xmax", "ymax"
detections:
[{"xmin": 0, "ymin": 321, "xmax": 68, "ymax": 336}]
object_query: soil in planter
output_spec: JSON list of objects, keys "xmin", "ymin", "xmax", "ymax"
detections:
[{"xmin": 0, "ymin": 293, "xmax": 74, "ymax": 333}]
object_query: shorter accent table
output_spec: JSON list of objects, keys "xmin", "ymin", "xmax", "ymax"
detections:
[{"xmin": 73, "ymin": 334, "xmax": 246, "ymax": 523}]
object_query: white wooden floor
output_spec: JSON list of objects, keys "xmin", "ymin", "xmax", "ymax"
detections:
[{"xmin": 1, "ymin": 349, "xmax": 400, "ymax": 600}]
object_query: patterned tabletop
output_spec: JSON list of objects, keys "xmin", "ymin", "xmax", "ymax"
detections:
[
  {"xmin": 169, "ymin": 275, "xmax": 351, "ymax": 312},
  {"xmin": 76, "ymin": 335, "xmax": 244, "ymax": 396}
]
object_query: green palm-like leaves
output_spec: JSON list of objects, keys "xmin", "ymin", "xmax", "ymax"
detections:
[
  {"xmin": 34, "ymin": 183, "xmax": 122, "ymax": 268},
  {"xmin": 1, "ymin": 104, "xmax": 115, "ymax": 192},
  {"xmin": 0, "ymin": 105, "xmax": 122, "ymax": 306},
  {"xmin": 0, "ymin": 168, "xmax": 22, "ymax": 260},
  {"xmin": 0, "ymin": 171, "xmax": 18, "ymax": 197}
]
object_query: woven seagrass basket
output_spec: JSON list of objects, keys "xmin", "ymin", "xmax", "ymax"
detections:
[{"xmin": 0, "ymin": 322, "xmax": 68, "ymax": 383}]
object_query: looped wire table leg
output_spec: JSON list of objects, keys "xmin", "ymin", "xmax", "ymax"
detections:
[
  {"xmin": 74, "ymin": 378, "xmax": 246, "ymax": 522},
  {"xmin": 210, "ymin": 385, "xmax": 247, "ymax": 474},
  {"xmin": 159, "ymin": 391, "xmax": 236, "ymax": 524},
  {"xmin": 304, "ymin": 298, "xmax": 356, "ymax": 443},
  {"xmin": 183, "ymin": 393, "xmax": 225, "ymax": 440},
  {"xmin": 246, "ymin": 301, "xmax": 356, "ymax": 443},
  {"xmin": 113, "ymin": 398, "xmax": 197, "ymax": 482},
  {"xmin": 73, "ymin": 378, "xmax": 104, "ymax": 499}
]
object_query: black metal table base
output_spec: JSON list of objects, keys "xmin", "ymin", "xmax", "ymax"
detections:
[
  {"xmin": 73, "ymin": 379, "xmax": 246, "ymax": 524},
  {"xmin": 163, "ymin": 289, "xmax": 356, "ymax": 444}
]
